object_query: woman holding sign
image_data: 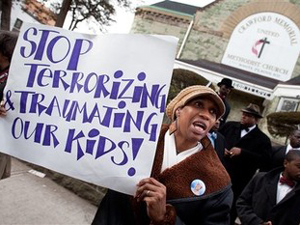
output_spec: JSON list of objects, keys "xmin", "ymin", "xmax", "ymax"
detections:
[
  {"xmin": 92, "ymin": 85, "xmax": 233, "ymax": 225},
  {"xmin": 0, "ymin": 30, "xmax": 18, "ymax": 180}
]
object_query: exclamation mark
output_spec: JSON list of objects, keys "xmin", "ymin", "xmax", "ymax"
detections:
[{"xmin": 127, "ymin": 138, "xmax": 144, "ymax": 176}]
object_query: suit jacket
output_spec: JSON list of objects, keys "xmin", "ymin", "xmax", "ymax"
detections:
[
  {"xmin": 219, "ymin": 98, "xmax": 230, "ymax": 128},
  {"xmin": 271, "ymin": 145, "xmax": 287, "ymax": 169},
  {"xmin": 212, "ymin": 131, "xmax": 226, "ymax": 164},
  {"xmin": 236, "ymin": 168, "xmax": 300, "ymax": 225},
  {"xmin": 219, "ymin": 121, "xmax": 272, "ymax": 194}
]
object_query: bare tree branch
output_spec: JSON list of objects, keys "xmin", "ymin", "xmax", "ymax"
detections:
[
  {"xmin": 1, "ymin": 0, "xmax": 12, "ymax": 30},
  {"xmin": 53, "ymin": 0, "xmax": 133, "ymax": 31}
]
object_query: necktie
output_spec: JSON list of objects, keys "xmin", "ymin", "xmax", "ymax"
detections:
[
  {"xmin": 279, "ymin": 176, "xmax": 295, "ymax": 188},
  {"xmin": 240, "ymin": 124, "xmax": 249, "ymax": 132}
]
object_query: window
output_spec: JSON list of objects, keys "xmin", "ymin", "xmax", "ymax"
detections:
[{"xmin": 276, "ymin": 97, "xmax": 299, "ymax": 112}]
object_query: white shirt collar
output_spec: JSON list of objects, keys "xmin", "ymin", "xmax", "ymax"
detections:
[
  {"xmin": 286, "ymin": 144, "xmax": 300, "ymax": 154},
  {"xmin": 241, "ymin": 125, "xmax": 256, "ymax": 137},
  {"xmin": 277, "ymin": 173, "xmax": 295, "ymax": 204}
]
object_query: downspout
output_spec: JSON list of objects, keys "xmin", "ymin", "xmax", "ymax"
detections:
[
  {"xmin": 206, "ymin": 81, "xmax": 212, "ymax": 87},
  {"xmin": 176, "ymin": 17, "xmax": 194, "ymax": 59}
]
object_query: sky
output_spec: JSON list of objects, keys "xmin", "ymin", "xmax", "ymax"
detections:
[
  {"xmin": 75, "ymin": 0, "xmax": 216, "ymax": 34},
  {"xmin": 74, "ymin": 0, "xmax": 161, "ymax": 34},
  {"xmin": 104, "ymin": 0, "xmax": 161, "ymax": 34}
]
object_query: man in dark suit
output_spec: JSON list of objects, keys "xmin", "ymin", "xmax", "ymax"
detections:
[
  {"xmin": 208, "ymin": 119, "xmax": 226, "ymax": 164},
  {"xmin": 272, "ymin": 129, "xmax": 300, "ymax": 169},
  {"xmin": 219, "ymin": 103, "xmax": 272, "ymax": 225},
  {"xmin": 236, "ymin": 150, "xmax": 300, "ymax": 225},
  {"xmin": 217, "ymin": 78, "xmax": 234, "ymax": 128}
]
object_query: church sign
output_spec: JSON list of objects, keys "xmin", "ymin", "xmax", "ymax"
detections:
[{"xmin": 222, "ymin": 12, "xmax": 300, "ymax": 81}]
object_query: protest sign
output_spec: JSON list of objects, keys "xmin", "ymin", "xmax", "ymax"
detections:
[{"xmin": 0, "ymin": 23, "xmax": 178, "ymax": 195}]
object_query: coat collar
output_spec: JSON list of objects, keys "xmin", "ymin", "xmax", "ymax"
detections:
[
  {"xmin": 151, "ymin": 124, "xmax": 231, "ymax": 200},
  {"xmin": 264, "ymin": 168, "xmax": 300, "ymax": 206}
]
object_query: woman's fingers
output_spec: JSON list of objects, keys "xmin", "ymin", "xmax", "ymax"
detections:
[
  {"xmin": 135, "ymin": 177, "xmax": 165, "ymax": 201},
  {"xmin": 0, "ymin": 104, "xmax": 6, "ymax": 116},
  {"xmin": 134, "ymin": 177, "xmax": 167, "ymax": 222}
]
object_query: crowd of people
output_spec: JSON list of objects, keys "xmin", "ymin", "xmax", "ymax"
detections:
[
  {"xmin": 91, "ymin": 80, "xmax": 300, "ymax": 225},
  {"xmin": 0, "ymin": 29, "xmax": 300, "ymax": 225}
]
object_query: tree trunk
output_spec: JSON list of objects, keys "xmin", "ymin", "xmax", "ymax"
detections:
[
  {"xmin": 55, "ymin": 0, "xmax": 72, "ymax": 28},
  {"xmin": 1, "ymin": 0, "xmax": 12, "ymax": 30}
]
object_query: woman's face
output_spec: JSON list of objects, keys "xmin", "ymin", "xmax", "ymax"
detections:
[
  {"xmin": 175, "ymin": 96, "xmax": 217, "ymax": 144},
  {"xmin": 195, "ymin": 182, "xmax": 202, "ymax": 191}
]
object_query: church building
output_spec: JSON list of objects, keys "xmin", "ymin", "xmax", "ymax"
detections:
[{"xmin": 130, "ymin": 0, "xmax": 300, "ymax": 144}]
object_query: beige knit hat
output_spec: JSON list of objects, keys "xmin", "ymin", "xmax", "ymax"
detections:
[{"xmin": 166, "ymin": 85, "xmax": 225, "ymax": 121}]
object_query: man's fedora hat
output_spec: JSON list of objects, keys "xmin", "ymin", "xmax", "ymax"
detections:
[
  {"xmin": 241, "ymin": 103, "xmax": 263, "ymax": 118},
  {"xmin": 217, "ymin": 78, "xmax": 234, "ymax": 89}
]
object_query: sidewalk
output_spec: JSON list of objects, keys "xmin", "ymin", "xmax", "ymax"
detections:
[{"xmin": 0, "ymin": 157, "xmax": 97, "ymax": 225}]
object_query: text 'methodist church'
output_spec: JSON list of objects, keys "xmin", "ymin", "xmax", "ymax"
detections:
[{"xmin": 130, "ymin": 0, "xmax": 300, "ymax": 144}]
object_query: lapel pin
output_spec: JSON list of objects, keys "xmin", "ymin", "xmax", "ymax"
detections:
[{"xmin": 191, "ymin": 179, "xmax": 206, "ymax": 196}]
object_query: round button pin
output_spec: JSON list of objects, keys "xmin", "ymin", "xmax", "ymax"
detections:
[{"xmin": 190, "ymin": 179, "xmax": 206, "ymax": 196}]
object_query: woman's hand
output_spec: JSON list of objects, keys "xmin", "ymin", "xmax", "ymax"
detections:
[{"xmin": 135, "ymin": 177, "xmax": 167, "ymax": 223}]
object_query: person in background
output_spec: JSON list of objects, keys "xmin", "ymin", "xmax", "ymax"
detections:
[
  {"xmin": 218, "ymin": 103, "xmax": 272, "ymax": 225},
  {"xmin": 236, "ymin": 150, "xmax": 300, "ymax": 225},
  {"xmin": 217, "ymin": 78, "xmax": 233, "ymax": 128},
  {"xmin": 272, "ymin": 129, "xmax": 300, "ymax": 169},
  {"xmin": 92, "ymin": 85, "xmax": 233, "ymax": 225},
  {"xmin": 208, "ymin": 119, "xmax": 226, "ymax": 164},
  {"xmin": 0, "ymin": 30, "xmax": 18, "ymax": 180}
]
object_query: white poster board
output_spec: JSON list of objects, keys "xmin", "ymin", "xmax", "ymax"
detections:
[{"xmin": 0, "ymin": 23, "xmax": 178, "ymax": 195}]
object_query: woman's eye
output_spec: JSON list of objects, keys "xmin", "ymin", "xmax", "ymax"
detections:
[
  {"xmin": 210, "ymin": 109, "xmax": 217, "ymax": 116},
  {"xmin": 194, "ymin": 102, "xmax": 202, "ymax": 108}
]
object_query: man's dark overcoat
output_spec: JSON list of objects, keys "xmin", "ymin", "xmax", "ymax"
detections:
[
  {"xmin": 236, "ymin": 168, "xmax": 300, "ymax": 225},
  {"xmin": 271, "ymin": 145, "xmax": 287, "ymax": 169},
  {"xmin": 214, "ymin": 131, "xmax": 226, "ymax": 165},
  {"xmin": 219, "ymin": 121, "xmax": 272, "ymax": 195},
  {"xmin": 219, "ymin": 98, "xmax": 230, "ymax": 128}
]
